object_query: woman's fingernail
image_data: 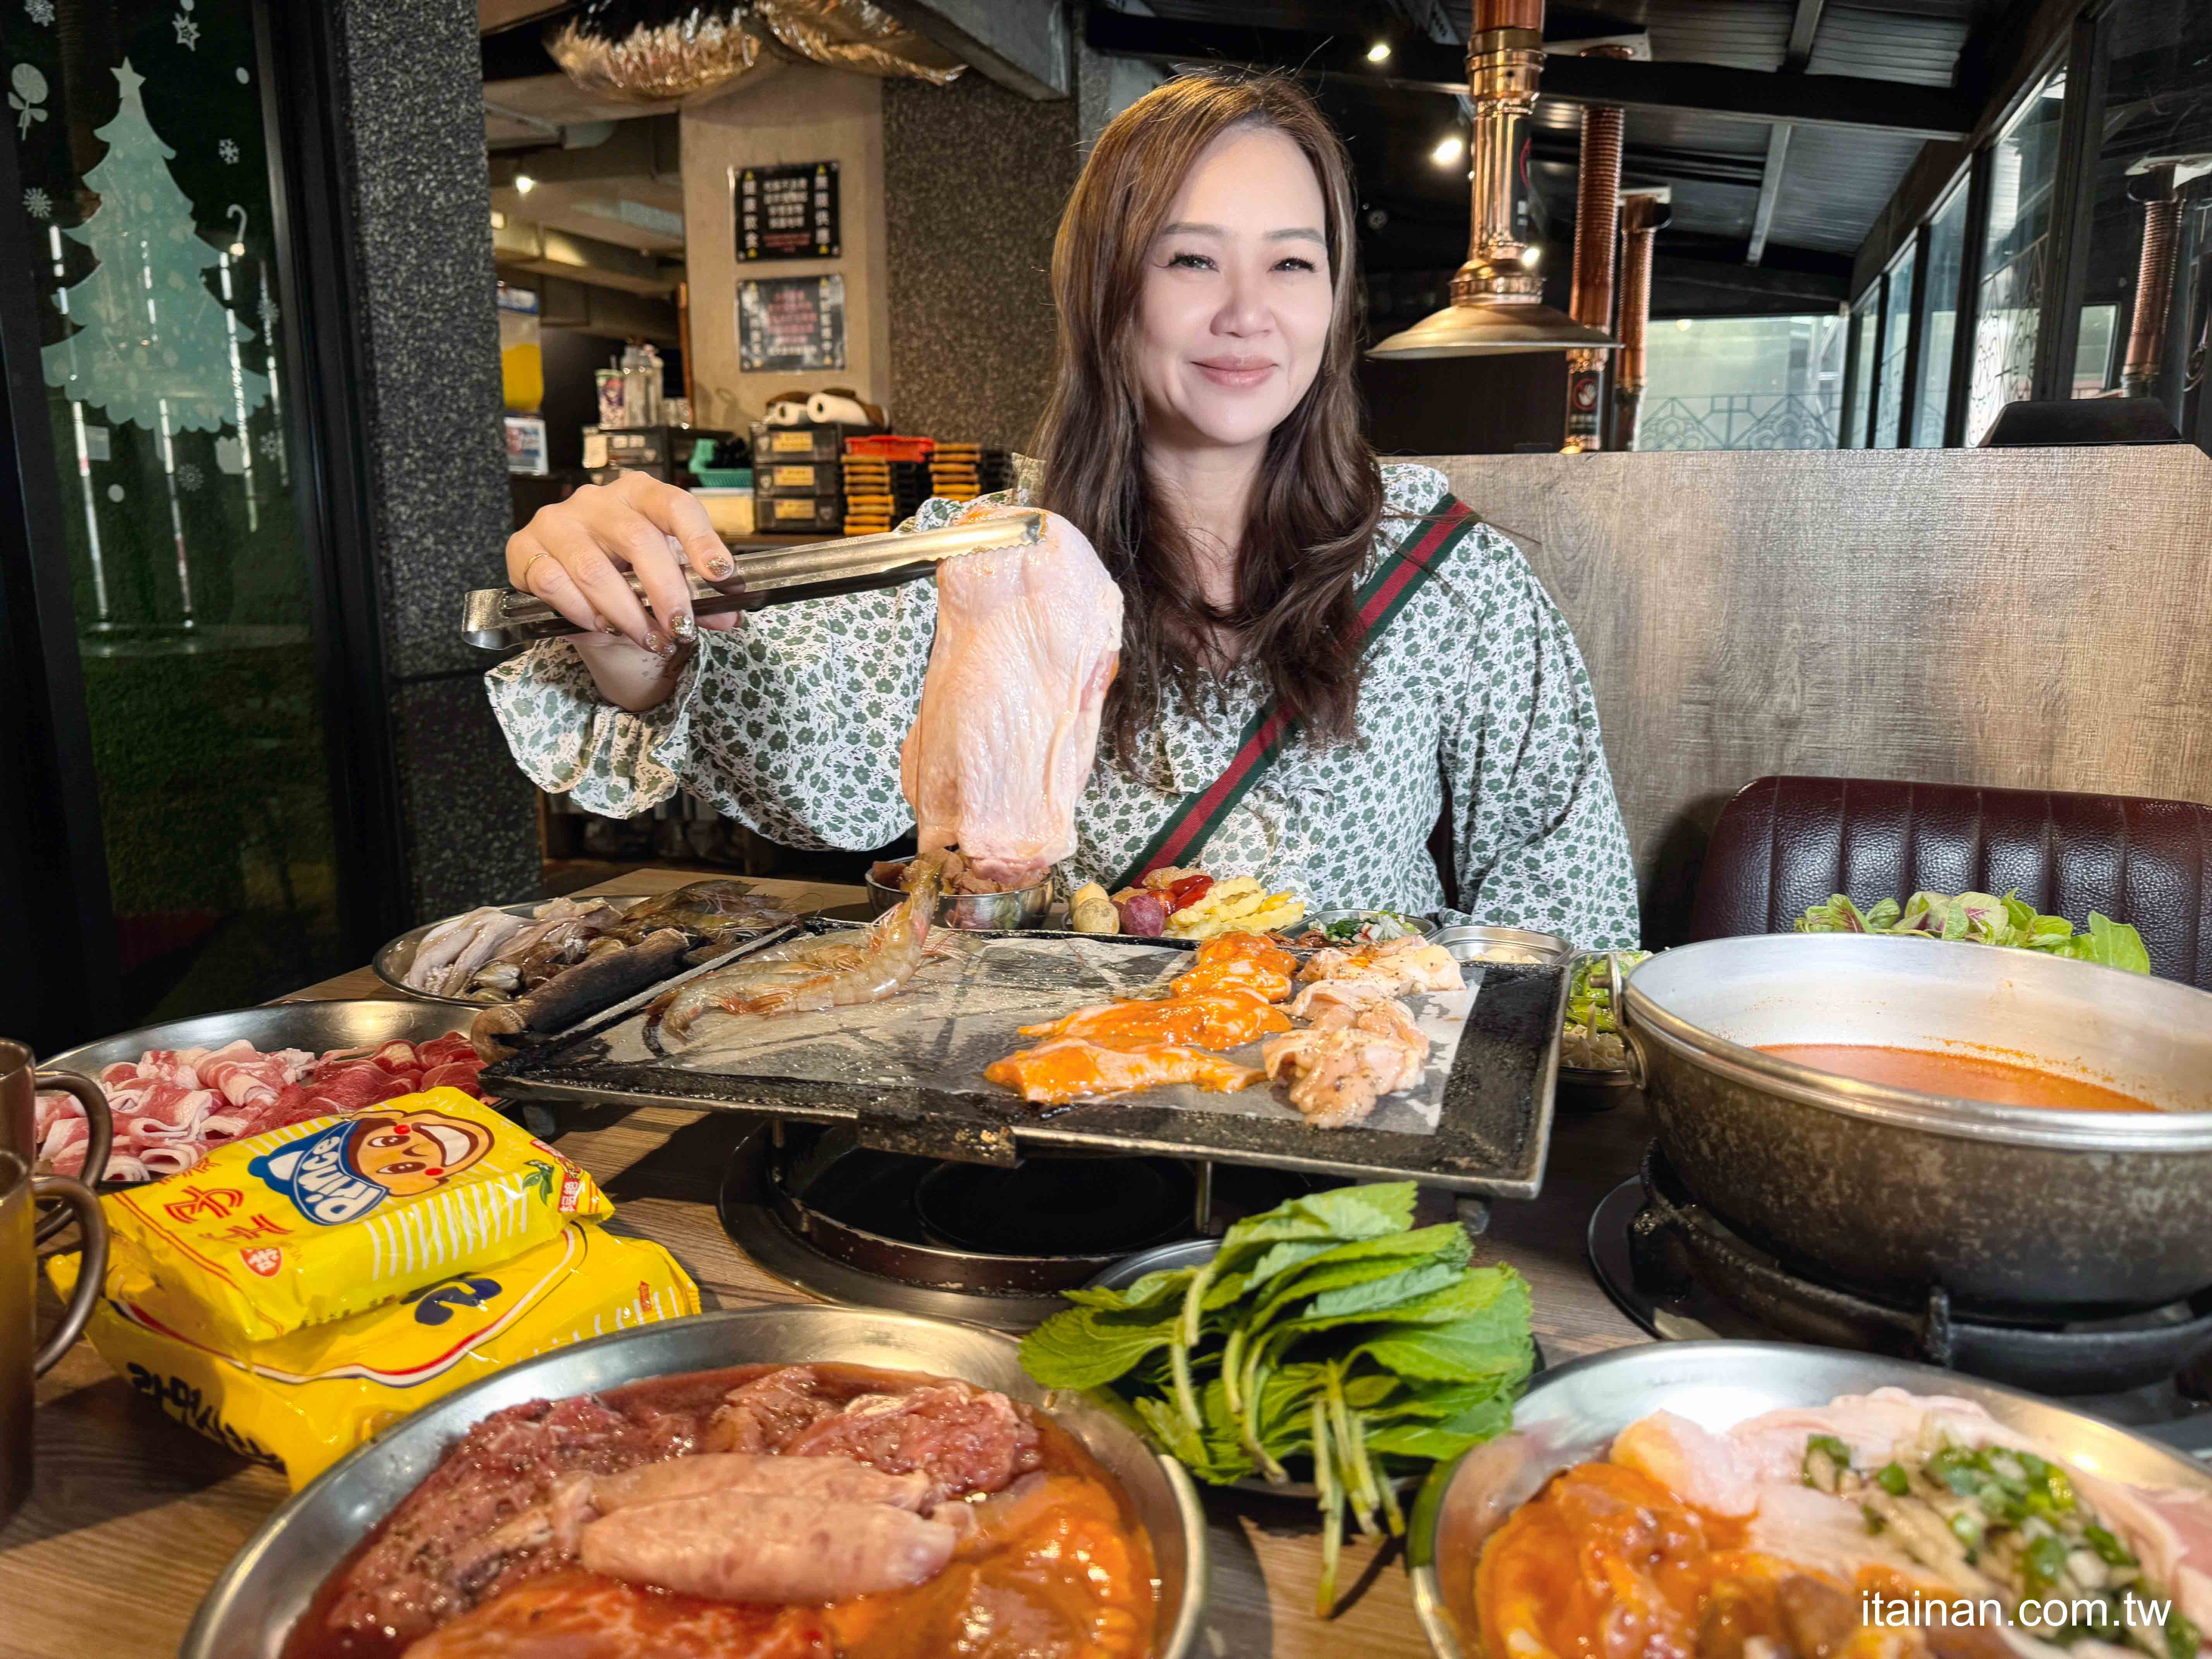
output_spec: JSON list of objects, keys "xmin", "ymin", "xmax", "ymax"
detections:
[
  {"xmin": 706, "ymin": 555, "xmax": 735, "ymax": 580},
  {"xmin": 643, "ymin": 630, "xmax": 665, "ymax": 654},
  {"xmin": 599, "ymin": 622, "xmax": 623, "ymax": 637},
  {"xmin": 671, "ymin": 612, "xmax": 698, "ymax": 646}
]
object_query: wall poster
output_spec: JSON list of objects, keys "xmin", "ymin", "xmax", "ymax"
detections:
[
  {"xmin": 737, "ymin": 275, "xmax": 847, "ymax": 373},
  {"xmin": 736, "ymin": 161, "xmax": 840, "ymax": 261}
]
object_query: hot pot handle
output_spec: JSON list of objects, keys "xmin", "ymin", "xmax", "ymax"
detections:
[{"xmin": 1606, "ymin": 951, "xmax": 1651, "ymax": 1091}]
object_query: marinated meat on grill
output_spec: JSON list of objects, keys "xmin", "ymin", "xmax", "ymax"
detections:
[{"xmin": 899, "ymin": 504, "xmax": 1122, "ymax": 893}]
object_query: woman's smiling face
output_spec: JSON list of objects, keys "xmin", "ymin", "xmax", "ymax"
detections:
[{"xmin": 1136, "ymin": 122, "xmax": 1333, "ymax": 455}]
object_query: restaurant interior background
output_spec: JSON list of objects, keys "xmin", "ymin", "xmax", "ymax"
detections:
[{"xmin": 0, "ymin": 0, "xmax": 2207, "ymax": 1055}]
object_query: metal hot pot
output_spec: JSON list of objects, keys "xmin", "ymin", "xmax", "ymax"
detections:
[{"xmin": 1614, "ymin": 934, "xmax": 2212, "ymax": 1316}]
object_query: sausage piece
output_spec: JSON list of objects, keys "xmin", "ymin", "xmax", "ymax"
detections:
[{"xmin": 579, "ymin": 1490, "xmax": 957, "ymax": 1603}]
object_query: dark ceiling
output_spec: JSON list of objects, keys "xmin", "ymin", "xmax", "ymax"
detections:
[{"xmin": 1100, "ymin": 0, "xmax": 2040, "ymax": 318}]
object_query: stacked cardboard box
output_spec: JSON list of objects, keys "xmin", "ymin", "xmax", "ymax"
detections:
[
  {"xmin": 842, "ymin": 435, "xmax": 935, "ymax": 534},
  {"xmin": 928, "ymin": 445, "xmax": 1016, "ymax": 503}
]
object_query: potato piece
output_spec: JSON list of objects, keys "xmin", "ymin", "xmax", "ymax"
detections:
[
  {"xmin": 1069, "ymin": 882, "xmax": 1118, "ymax": 934},
  {"xmin": 1169, "ymin": 893, "xmax": 1304, "ymax": 939}
]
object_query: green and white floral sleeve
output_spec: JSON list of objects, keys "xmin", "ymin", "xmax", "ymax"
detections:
[
  {"xmin": 483, "ymin": 492, "xmax": 984, "ymax": 848},
  {"xmin": 1434, "ymin": 525, "xmax": 1642, "ymax": 948}
]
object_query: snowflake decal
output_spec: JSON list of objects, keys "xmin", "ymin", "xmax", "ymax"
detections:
[
  {"xmin": 175, "ymin": 460, "xmax": 203, "ymax": 491},
  {"xmin": 256, "ymin": 430, "xmax": 280, "ymax": 459},
  {"xmin": 172, "ymin": 10, "xmax": 199, "ymax": 49},
  {"xmin": 218, "ymin": 137, "xmax": 237, "ymax": 163},
  {"xmin": 22, "ymin": 185, "xmax": 48, "ymax": 219},
  {"xmin": 25, "ymin": 0, "xmax": 53, "ymax": 23}
]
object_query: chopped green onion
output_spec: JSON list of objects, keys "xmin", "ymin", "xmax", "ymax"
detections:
[
  {"xmin": 2084, "ymin": 1524, "xmax": 2136, "ymax": 1568},
  {"xmin": 1876, "ymin": 1462, "xmax": 1911, "ymax": 1496}
]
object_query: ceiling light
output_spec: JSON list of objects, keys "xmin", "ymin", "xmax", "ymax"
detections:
[
  {"xmin": 1431, "ymin": 134, "xmax": 1465, "ymax": 167},
  {"xmin": 228, "ymin": 241, "xmax": 244, "ymax": 256},
  {"xmin": 1525, "ymin": 245, "xmax": 1542, "ymax": 271},
  {"xmin": 490, "ymin": 210, "xmax": 506, "ymax": 229},
  {"xmin": 514, "ymin": 173, "xmax": 535, "ymax": 195},
  {"xmin": 1366, "ymin": 41, "xmax": 1391, "ymax": 63}
]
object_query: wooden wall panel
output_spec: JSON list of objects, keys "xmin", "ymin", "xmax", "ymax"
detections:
[{"xmin": 1417, "ymin": 447, "xmax": 2212, "ymax": 941}]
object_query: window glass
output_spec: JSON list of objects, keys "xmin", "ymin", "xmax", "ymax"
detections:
[
  {"xmin": 1874, "ymin": 247, "xmax": 1915, "ymax": 446},
  {"xmin": 1844, "ymin": 295, "xmax": 1878, "ymax": 448},
  {"xmin": 1967, "ymin": 72, "xmax": 2067, "ymax": 442},
  {"xmin": 2073, "ymin": 0, "xmax": 2212, "ymax": 422},
  {"xmin": 1914, "ymin": 187, "xmax": 1968, "ymax": 447},
  {"xmin": 1632, "ymin": 314, "xmax": 1848, "ymax": 450},
  {"xmin": 3, "ymin": 3, "xmax": 344, "ymax": 1018}
]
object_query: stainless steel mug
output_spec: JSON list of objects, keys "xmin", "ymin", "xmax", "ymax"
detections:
[
  {"xmin": 1, "ymin": 1038, "xmax": 111, "ymax": 1244},
  {"xmin": 2, "ymin": 1146, "xmax": 107, "ymax": 1528}
]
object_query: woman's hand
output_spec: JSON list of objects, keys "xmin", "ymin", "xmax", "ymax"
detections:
[{"xmin": 506, "ymin": 472, "xmax": 741, "ymax": 711}]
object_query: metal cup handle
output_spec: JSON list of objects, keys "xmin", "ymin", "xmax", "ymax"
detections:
[
  {"xmin": 31, "ymin": 1070, "xmax": 110, "ymax": 1243},
  {"xmin": 30, "ymin": 1175, "xmax": 106, "ymax": 1377}
]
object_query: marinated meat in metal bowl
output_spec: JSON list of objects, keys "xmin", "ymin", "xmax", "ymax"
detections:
[{"xmin": 284, "ymin": 1360, "xmax": 1156, "ymax": 1659}]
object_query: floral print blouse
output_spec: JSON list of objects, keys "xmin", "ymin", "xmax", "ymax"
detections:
[{"xmin": 485, "ymin": 462, "xmax": 1641, "ymax": 947}]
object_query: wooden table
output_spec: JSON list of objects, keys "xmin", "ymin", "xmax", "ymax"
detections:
[{"xmin": 2, "ymin": 871, "xmax": 1651, "ymax": 1659}]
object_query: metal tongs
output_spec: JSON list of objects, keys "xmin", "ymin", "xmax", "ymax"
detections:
[{"xmin": 460, "ymin": 510, "xmax": 1046, "ymax": 650}]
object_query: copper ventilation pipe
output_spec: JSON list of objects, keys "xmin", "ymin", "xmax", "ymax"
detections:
[
  {"xmin": 1614, "ymin": 192, "xmax": 1664, "ymax": 449},
  {"xmin": 1368, "ymin": 0, "xmax": 1616, "ymax": 356},
  {"xmin": 1563, "ymin": 45, "xmax": 1630, "ymax": 451},
  {"xmin": 2122, "ymin": 164, "xmax": 2179, "ymax": 399}
]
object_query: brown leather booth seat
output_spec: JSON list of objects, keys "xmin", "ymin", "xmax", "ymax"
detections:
[{"xmin": 1687, "ymin": 776, "xmax": 2212, "ymax": 990}]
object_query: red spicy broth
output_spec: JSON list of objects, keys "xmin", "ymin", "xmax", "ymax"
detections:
[{"xmin": 1759, "ymin": 1044, "xmax": 2161, "ymax": 1112}]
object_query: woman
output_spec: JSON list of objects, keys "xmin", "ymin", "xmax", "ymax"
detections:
[{"xmin": 490, "ymin": 73, "xmax": 1640, "ymax": 947}]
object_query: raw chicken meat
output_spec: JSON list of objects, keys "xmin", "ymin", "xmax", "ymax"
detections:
[{"xmin": 900, "ymin": 504, "xmax": 1122, "ymax": 893}]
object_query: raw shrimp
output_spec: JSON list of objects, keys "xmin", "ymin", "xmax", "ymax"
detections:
[{"xmin": 659, "ymin": 857, "xmax": 944, "ymax": 1042}]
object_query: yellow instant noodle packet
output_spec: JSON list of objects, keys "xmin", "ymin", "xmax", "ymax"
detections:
[
  {"xmin": 50, "ymin": 1223, "xmax": 697, "ymax": 1488},
  {"xmin": 93, "ymin": 1088, "xmax": 610, "ymax": 1347}
]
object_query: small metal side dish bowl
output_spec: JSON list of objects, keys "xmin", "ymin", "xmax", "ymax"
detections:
[
  {"xmin": 1406, "ymin": 1341, "xmax": 2212, "ymax": 1659},
  {"xmin": 1431, "ymin": 924, "xmax": 1572, "ymax": 967},
  {"xmin": 1617, "ymin": 933, "xmax": 2212, "ymax": 1313},
  {"xmin": 865, "ymin": 864, "xmax": 1054, "ymax": 930},
  {"xmin": 1556, "ymin": 950, "xmax": 1642, "ymax": 1112},
  {"xmin": 183, "ymin": 1304, "xmax": 1208, "ymax": 1659}
]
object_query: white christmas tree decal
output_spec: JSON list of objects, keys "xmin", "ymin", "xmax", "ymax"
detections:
[{"xmin": 41, "ymin": 59, "xmax": 268, "ymax": 433}]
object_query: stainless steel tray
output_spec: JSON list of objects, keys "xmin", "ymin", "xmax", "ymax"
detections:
[
  {"xmin": 480, "ymin": 922, "xmax": 1570, "ymax": 1199},
  {"xmin": 181, "ymin": 1304, "xmax": 1208, "ymax": 1659},
  {"xmin": 41, "ymin": 998, "xmax": 476, "ymax": 1079},
  {"xmin": 1405, "ymin": 1341, "xmax": 2212, "ymax": 1659},
  {"xmin": 374, "ymin": 896, "xmax": 649, "ymax": 1007}
]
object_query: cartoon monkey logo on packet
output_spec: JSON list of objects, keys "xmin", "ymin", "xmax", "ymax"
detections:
[{"xmin": 250, "ymin": 1109, "xmax": 497, "ymax": 1227}]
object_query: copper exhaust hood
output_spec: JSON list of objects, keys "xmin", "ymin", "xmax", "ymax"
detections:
[{"xmin": 1369, "ymin": 0, "xmax": 1620, "ymax": 358}]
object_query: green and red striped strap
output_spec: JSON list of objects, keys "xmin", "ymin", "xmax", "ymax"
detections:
[{"xmin": 1110, "ymin": 496, "xmax": 1480, "ymax": 893}]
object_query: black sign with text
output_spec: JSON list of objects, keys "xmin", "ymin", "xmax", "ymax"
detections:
[{"xmin": 736, "ymin": 162, "xmax": 840, "ymax": 261}]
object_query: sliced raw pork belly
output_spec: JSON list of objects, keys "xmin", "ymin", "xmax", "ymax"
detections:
[{"xmin": 899, "ymin": 503, "xmax": 1122, "ymax": 893}]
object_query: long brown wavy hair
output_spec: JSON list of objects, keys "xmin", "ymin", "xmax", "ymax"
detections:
[{"xmin": 1033, "ymin": 71, "xmax": 1384, "ymax": 776}]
